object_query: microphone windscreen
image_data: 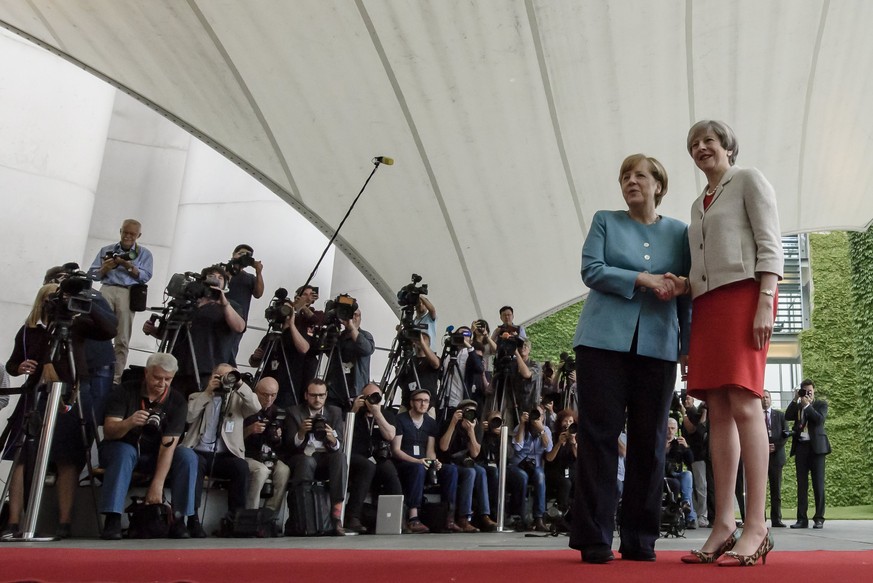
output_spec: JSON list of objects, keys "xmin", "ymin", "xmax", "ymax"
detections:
[{"xmin": 376, "ymin": 156, "xmax": 394, "ymax": 166}]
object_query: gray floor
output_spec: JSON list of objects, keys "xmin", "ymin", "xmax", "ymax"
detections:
[{"xmin": 3, "ymin": 521, "xmax": 871, "ymax": 552}]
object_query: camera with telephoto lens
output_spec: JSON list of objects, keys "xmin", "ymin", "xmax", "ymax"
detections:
[
  {"xmin": 371, "ymin": 441, "xmax": 391, "ymax": 461},
  {"xmin": 264, "ymin": 288, "xmax": 293, "ymax": 328},
  {"xmin": 143, "ymin": 407, "xmax": 167, "ymax": 435},
  {"xmin": 214, "ymin": 370, "xmax": 245, "ymax": 395},
  {"xmin": 798, "ymin": 387, "xmax": 809, "ymax": 398},
  {"xmin": 558, "ymin": 351, "xmax": 575, "ymax": 375},
  {"xmin": 222, "ymin": 252, "xmax": 256, "ymax": 276},
  {"xmin": 363, "ymin": 392, "xmax": 383, "ymax": 406},
  {"xmin": 488, "ymin": 416, "xmax": 503, "ymax": 430},
  {"xmin": 567, "ymin": 422, "xmax": 578, "ymax": 435},
  {"xmin": 527, "ymin": 408, "xmax": 541, "ymax": 422},
  {"xmin": 310, "ymin": 414, "xmax": 328, "ymax": 441},
  {"xmin": 462, "ymin": 408, "xmax": 478, "ymax": 422},
  {"xmin": 103, "ymin": 248, "xmax": 138, "ymax": 262}
]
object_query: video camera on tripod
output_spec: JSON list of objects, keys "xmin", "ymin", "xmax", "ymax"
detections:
[
  {"xmin": 45, "ymin": 269, "xmax": 97, "ymax": 320},
  {"xmin": 263, "ymin": 288, "xmax": 293, "ymax": 329},
  {"xmin": 396, "ymin": 274, "xmax": 430, "ymax": 343},
  {"xmin": 494, "ymin": 332, "xmax": 524, "ymax": 372},
  {"xmin": 312, "ymin": 293, "xmax": 359, "ymax": 353}
]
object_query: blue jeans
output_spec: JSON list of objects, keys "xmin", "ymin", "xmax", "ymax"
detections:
[
  {"xmin": 80, "ymin": 365, "xmax": 114, "ymax": 429},
  {"xmin": 667, "ymin": 471, "xmax": 697, "ymax": 521},
  {"xmin": 99, "ymin": 440, "xmax": 198, "ymax": 517},
  {"xmin": 508, "ymin": 464, "xmax": 546, "ymax": 518},
  {"xmin": 454, "ymin": 465, "xmax": 478, "ymax": 517},
  {"xmin": 471, "ymin": 463, "xmax": 491, "ymax": 516}
]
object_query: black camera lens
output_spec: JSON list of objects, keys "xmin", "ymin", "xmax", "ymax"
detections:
[
  {"xmin": 490, "ymin": 417, "xmax": 503, "ymax": 429},
  {"xmin": 528, "ymin": 409, "xmax": 541, "ymax": 422},
  {"xmin": 365, "ymin": 392, "xmax": 383, "ymax": 405},
  {"xmin": 462, "ymin": 408, "xmax": 477, "ymax": 422},
  {"xmin": 567, "ymin": 422, "xmax": 578, "ymax": 435}
]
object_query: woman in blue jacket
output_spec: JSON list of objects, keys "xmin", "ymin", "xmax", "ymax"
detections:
[{"xmin": 569, "ymin": 154, "xmax": 691, "ymax": 563}]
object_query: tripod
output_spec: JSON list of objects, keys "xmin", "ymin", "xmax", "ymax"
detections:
[
  {"xmin": 3, "ymin": 318, "xmax": 100, "ymax": 542},
  {"xmin": 485, "ymin": 365, "xmax": 521, "ymax": 429},
  {"xmin": 252, "ymin": 327, "xmax": 298, "ymax": 407},
  {"xmin": 557, "ymin": 370, "xmax": 577, "ymax": 412},
  {"xmin": 434, "ymin": 342, "xmax": 470, "ymax": 424},
  {"xmin": 380, "ymin": 333, "xmax": 425, "ymax": 411}
]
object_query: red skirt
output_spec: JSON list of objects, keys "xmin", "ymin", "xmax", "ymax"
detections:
[{"xmin": 686, "ymin": 279, "xmax": 777, "ymax": 400}]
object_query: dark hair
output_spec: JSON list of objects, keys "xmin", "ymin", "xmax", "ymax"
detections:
[
  {"xmin": 800, "ymin": 379, "xmax": 815, "ymax": 390},
  {"xmin": 499, "ymin": 305, "xmax": 513, "ymax": 315},
  {"xmin": 201, "ymin": 264, "xmax": 230, "ymax": 282},
  {"xmin": 233, "ymin": 244, "xmax": 253, "ymax": 255},
  {"xmin": 295, "ymin": 284, "xmax": 316, "ymax": 297},
  {"xmin": 307, "ymin": 378, "xmax": 328, "ymax": 393}
]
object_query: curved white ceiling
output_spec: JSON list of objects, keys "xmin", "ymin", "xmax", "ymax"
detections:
[{"xmin": 2, "ymin": 0, "xmax": 872, "ymax": 326}]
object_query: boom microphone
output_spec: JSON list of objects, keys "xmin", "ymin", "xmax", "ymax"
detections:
[{"xmin": 374, "ymin": 156, "xmax": 394, "ymax": 166}]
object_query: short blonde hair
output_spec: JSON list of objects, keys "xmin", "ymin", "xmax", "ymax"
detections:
[{"xmin": 618, "ymin": 154, "xmax": 669, "ymax": 207}]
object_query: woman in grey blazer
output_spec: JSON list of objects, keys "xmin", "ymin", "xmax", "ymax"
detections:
[
  {"xmin": 569, "ymin": 154, "xmax": 691, "ymax": 564},
  {"xmin": 673, "ymin": 121, "xmax": 783, "ymax": 567}
]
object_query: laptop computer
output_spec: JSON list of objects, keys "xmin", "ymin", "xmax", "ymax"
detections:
[{"xmin": 375, "ymin": 494, "xmax": 404, "ymax": 535}]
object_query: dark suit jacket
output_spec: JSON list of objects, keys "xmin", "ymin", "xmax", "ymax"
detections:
[
  {"xmin": 279, "ymin": 402, "xmax": 345, "ymax": 460},
  {"xmin": 767, "ymin": 408, "xmax": 789, "ymax": 466},
  {"xmin": 785, "ymin": 399, "xmax": 831, "ymax": 456}
]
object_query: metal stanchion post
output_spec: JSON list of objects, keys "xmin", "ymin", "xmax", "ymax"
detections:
[
  {"xmin": 496, "ymin": 425, "xmax": 509, "ymax": 532},
  {"xmin": 340, "ymin": 411, "xmax": 355, "ymax": 526},
  {"xmin": 18, "ymin": 381, "xmax": 67, "ymax": 541}
]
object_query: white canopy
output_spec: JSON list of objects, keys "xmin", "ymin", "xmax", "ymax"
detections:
[{"xmin": 2, "ymin": 0, "xmax": 871, "ymax": 326}]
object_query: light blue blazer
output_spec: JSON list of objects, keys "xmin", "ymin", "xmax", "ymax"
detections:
[{"xmin": 573, "ymin": 210, "xmax": 692, "ymax": 362}]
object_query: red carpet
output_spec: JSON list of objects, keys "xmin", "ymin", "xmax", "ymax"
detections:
[{"xmin": 2, "ymin": 549, "xmax": 873, "ymax": 582}]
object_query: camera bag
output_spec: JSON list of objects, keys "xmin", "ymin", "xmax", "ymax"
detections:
[
  {"xmin": 232, "ymin": 508, "xmax": 278, "ymax": 538},
  {"xmin": 285, "ymin": 481, "xmax": 333, "ymax": 536},
  {"xmin": 128, "ymin": 284, "xmax": 148, "ymax": 312},
  {"xmin": 124, "ymin": 497, "xmax": 173, "ymax": 538}
]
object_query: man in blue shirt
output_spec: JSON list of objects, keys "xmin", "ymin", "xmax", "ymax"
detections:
[
  {"xmin": 508, "ymin": 404, "xmax": 552, "ymax": 531},
  {"xmin": 88, "ymin": 219, "xmax": 153, "ymax": 384}
]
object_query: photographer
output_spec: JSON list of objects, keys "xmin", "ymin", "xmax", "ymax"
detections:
[
  {"xmin": 280, "ymin": 378, "xmax": 347, "ymax": 536},
  {"xmin": 504, "ymin": 339, "xmax": 542, "ymax": 425},
  {"xmin": 491, "ymin": 306, "xmax": 528, "ymax": 342},
  {"xmin": 414, "ymin": 294, "xmax": 438, "ymax": 352},
  {"xmin": 466, "ymin": 320, "xmax": 496, "ymax": 409},
  {"xmin": 181, "ymin": 363, "xmax": 261, "ymax": 535},
  {"xmin": 327, "ymin": 306, "xmax": 376, "ymax": 405},
  {"xmin": 243, "ymin": 377, "xmax": 290, "ymax": 511},
  {"xmin": 664, "ymin": 417, "xmax": 697, "ymax": 529},
  {"xmin": 762, "ymin": 390, "xmax": 789, "ymax": 528},
  {"xmin": 441, "ymin": 325, "xmax": 474, "ymax": 410},
  {"xmin": 391, "ymin": 388, "xmax": 460, "ymax": 533},
  {"xmin": 88, "ymin": 219, "xmax": 153, "ymax": 385},
  {"xmin": 785, "ymin": 379, "xmax": 831, "ymax": 529},
  {"xmin": 508, "ymin": 405, "xmax": 552, "ymax": 532},
  {"xmin": 2, "ymin": 276, "xmax": 117, "ymax": 539},
  {"xmin": 544, "ymin": 410, "xmax": 577, "ymax": 513},
  {"xmin": 345, "ymin": 382, "xmax": 402, "ymax": 534},
  {"xmin": 438, "ymin": 399, "xmax": 495, "ymax": 532},
  {"xmin": 224, "ymin": 244, "xmax": 265, "ymax": 363},
  {"xmin": 249, "ymin": 299, "xmax": 310, "ymax": 408},
  {"xmin": 98, "ymin": 353, "xmax": 198, "ymax": 539},
  {"xmin": 143, "ymin": 265, "xmax": 245, "ymax": 396},
  {"xmin": 290, "ymin": 284, "xmax": 324, "ymax": 394}
]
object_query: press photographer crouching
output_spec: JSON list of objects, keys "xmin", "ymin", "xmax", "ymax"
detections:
[
  {"xmin": 143, "ymin": 266, "xmax": 245, "ymax": 397},
  {"xmin": 2, "ymin": 272, "xmax": 117, "ymax": 540},
  {"xmin": 508, "ymin": 405, "xmax": 552, "ymax": 531},
  {"xmin": 243, "ymin": 377, "xmax": 290, "ymax": 511},
  {"xmin": 438, "ymin": 399, "xmax": 495, "ymax": 532},
  {"xmin": 99, "ymin": 353, "xmax": 198, "ymax": 539},
  {"xmin": 279, "ymin": 378, "xmax": 348, "ymax": 536},
  {"xmin": 345, "ymin": 383, "xmax": 402, "ymax": 534},
  {"xmin": 475, "ymin": 411, "xmax": 505, "ymax": 526},
  {"xmin": 181, "ymin": 363, "xmax": 261, "ymax": 536}
]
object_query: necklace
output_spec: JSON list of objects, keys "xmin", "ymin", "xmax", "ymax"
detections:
[
  {"xmin": 705, "ymin": 185, "xmax": 718, "ymax": 196},
  {"xmin": 626, "ymin": 211, "xmax": 660, "ymax": 225}
]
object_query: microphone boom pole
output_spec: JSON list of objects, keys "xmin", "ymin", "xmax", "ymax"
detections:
[{"xmin": 302, "ymin": 156, "xmax": 393, "ymax": 289}]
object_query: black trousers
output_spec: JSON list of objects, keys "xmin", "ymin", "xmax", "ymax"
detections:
[
  {"xmin": 767, "ymin": 456, "xmax": 784, "ymax": 522},
  {"xmin": 794, "ymin": 442, "xmax": 826, "ymax": 522},
  {"xmin": 287, "ymin": 450, "xmax": 348, "ymax": 505},
  {"xmin": 569, "ymin": 346, "xmax": 675, "ymax": 555},
  {"xmin": 194, "ymin": 451, "xmax": 250, "ymax": 515},
  {"xmin": 346, "ymin": 454, "xmax": 402, "ymax": 519}
]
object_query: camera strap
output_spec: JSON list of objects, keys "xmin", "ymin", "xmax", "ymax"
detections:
[{"xmin": 141, "ymin": 386, "xmax": 170, "ymax": 411}]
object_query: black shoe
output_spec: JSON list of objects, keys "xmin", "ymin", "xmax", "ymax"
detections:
[
  {"xmin": 345, "ymin": 516, "xmax": 368, "ymax": 535},
  {"xmin": 101, "ymin": 514, "xmax": 122, "ymax": 541},
  {"xmin": 1, "ymin": 523, "xmax": 20, "ymax": 540},
  {"xmin": 790, "ymin": 521, "xmax": 809, "ymax": 529},
  {"xmin": 581, "ymin": 545, "xmax": 615, "ymax": 564},
  {"xmin": 187, "ymin": 516, "xmax": 207, "ymax": 538},
  {"xmin": 813, "ymin": 519, "xmax": 824, "ymax": 529},
  {"xmin": 772, "ymin": 521, "xmax": 787, "ymax": 528},
  {"xmin": 332, "ymin": 517, "xmax": 346, "ymax": 536},
  {"xmin": 621, "ymin": 550, "xmax": 656, "ymax": 562},
  {"xmin": 56, "ymin": 523, "xmax": 72, "ymax": 539},
  {"xmin": 169, "ymin": 519, "xmax": 191, "ymax": 539}
]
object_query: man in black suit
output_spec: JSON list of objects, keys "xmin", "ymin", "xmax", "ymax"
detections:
[
  {"xmin": 785, "ymin": 379, "xmax": 831, "ymax": 529},
  {"xmin": 279, "ymin": 378, "xmax": 348, "ymax": 535},
  {"xmin": 762, "ymin": 390, "xmax": 789, "ymax": 527}
]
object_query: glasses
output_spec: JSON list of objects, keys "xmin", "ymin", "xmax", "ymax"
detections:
[
  {"xmin": 411, "ymin": 398, "xmax": 430, "ymax": 403},
  {"xmin": 307, "ymin": 393, "xmax": 327, "ymax": 398}
]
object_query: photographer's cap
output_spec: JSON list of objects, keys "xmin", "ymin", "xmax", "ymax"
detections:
[
  {"xmin": 409, "ymin": 388, "xmax": 431, "ymax": 400},
  {"xmin": 458, "ymin": 399, "xmax": 478, "ymax": 410}
]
